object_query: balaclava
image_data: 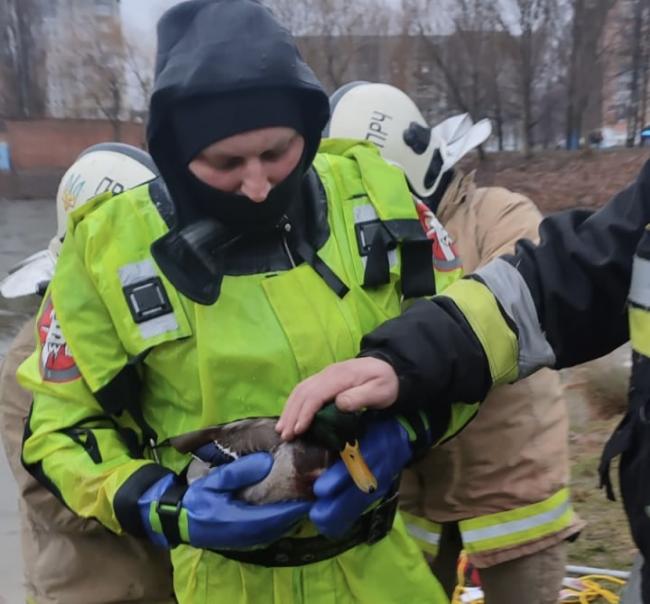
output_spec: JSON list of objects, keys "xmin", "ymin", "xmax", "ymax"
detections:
[
  {"xmin": 170, "ymin": 89, "xmax": 309, "ymax": 228},
  {"xmin": 147, "ymin": 0, "xmax": 331, "ymax": 303}
]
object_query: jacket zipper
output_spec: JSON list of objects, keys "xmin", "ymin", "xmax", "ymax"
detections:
[{"xmin": 281, "ymin": 221, "xmax": 297, "ymax": 268}]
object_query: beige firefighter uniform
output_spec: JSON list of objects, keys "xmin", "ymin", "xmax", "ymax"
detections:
[
  {"xmin": 400, "ymin": 172, "xmax": 584, "ymax": 591},
  {"xmin": 0, "ymin": 318, "xmax": 175, "ymax": 604}
]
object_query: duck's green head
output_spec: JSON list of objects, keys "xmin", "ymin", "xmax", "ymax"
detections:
[{"xmin": 306, "ymin": 402, "xmax": 378, "ymax": 494}]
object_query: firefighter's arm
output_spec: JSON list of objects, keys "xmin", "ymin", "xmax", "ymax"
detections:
[
  {"xmin": 507, "ymin": 160, "xmax": 650, "ymax": 367},
  {"xmin": 280, "ymin": 165, "xmax": 648, "ymax": 440},
  {"xmin": 359, "ymin": 160, "xmax": 650, "ymax": 415},
  {"xmin": 19, "ymin": 217, "xmax": 171, "ymax": 537}
]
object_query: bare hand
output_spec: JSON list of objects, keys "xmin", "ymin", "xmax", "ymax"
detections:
[{"xmin": 276, "ymin": 357, "xmax": 399, "ymax": 441}]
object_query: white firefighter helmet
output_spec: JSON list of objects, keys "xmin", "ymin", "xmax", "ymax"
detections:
[
  {"xmin": 0, "ymin": 142, "xmax": 158, "ymax": 299},
  {"xmin": 326, "ymin": 81, "xmax": 492, "ymax": 198}
]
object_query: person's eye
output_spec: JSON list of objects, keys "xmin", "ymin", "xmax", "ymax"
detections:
[
  {"xmin": 261, "ymin": 147, "xmax": 286, "ymax": 162},
  {"xmin": 261, "ymin": 138, "xmax": 295, "ymax": 162},
  {"xmin": 214, "ymin": 157, "xmax": 243, "ymax": 170}
]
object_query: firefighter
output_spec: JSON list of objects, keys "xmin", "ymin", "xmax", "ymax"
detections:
[
  {"xmin": 16, "ymin": 1, "xmax": 479, "ymax": 602},
  {"xmin": 279, "ymin": 146, "xmax": 650, "ymax": 601},
  {"xmin": 0, "ymin": 142, "xmax": 175, "ymax": 603},
  {"xmin": 322, "ymin": 81, "xmax": 583, "ymax": 604}
]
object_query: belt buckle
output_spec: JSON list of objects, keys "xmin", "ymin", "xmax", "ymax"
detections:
[{"xmin": 366, "ymin": 490, "xmax": 399, "ymax": 545}]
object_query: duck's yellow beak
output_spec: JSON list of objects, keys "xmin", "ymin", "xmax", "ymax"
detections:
[{"xmin": 340, "ymin": 440, "xmax": 378, "ymax": 494}]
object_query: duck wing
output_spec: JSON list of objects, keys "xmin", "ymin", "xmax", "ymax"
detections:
[
  {"xmin": 169, "ymin": 417, "xmax": 283, "ymax": 456},
  {"xmin": 171, "ymin": 418, "xmax": 334, "ymax": 503}
]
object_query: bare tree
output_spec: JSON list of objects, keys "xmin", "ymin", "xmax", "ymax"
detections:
[
  {"xmin": 640, "ymin": 4, "xmax": 650, "ymax": 134},
  {"xmin": 401, "ymin": 0, "xmax": 520, "ymax": 150},
  {"xmin": 564, "ymin": 0, "xmax": 616, "ymax": 149},
  {"xmin": 265, "ymin": 0, "xmax": 394, "ymax": 92},
  {"xmin": 601, "ymin": 0, "xmax": 650, "ymax": 146},
  {"xmin": 494, "ymin": 0, "xmax": 562, "ymax": 155},
  {"xmin": 53, "ymin": 15, "xmax": 127, "ymax": 139},
  {"xmin": 0, "ymin": 0, "xmax": 47, "ymax": 118},
  {"xmin": 123, "ymin": 36, "xmax": 156, "ymax": 128},
  {"xmin": 624, "ymin": 0, "xmax": 650, "ymax": 145},
  {"xmin": 400, "ymin": 0, "xmax": 473, "ymax": 113}
]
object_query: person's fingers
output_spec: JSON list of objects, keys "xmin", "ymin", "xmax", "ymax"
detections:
[
  {"xmin": 277, "ymin": 360, "xmax": 362, "ymax": 439},
  {"xmin": 276, "ymin": 373, "xmax": 323, "ymax": 437},
  {"xmin": 334, "ymin": 377, "xmax": 398, "ymax": 413},
  {"xmin": 277, "ymin": 358, "xmax": 399, "ymax": 441},
  {"xmin": 291, "ymin": 359, "xmax": 398, "ymax": 431},
  {"xmin": 290, "ymin": 384, "xmax": 357, "ymax": 438},
  {"xmin": 276, "ymin": 376, "xmax": 333, "ymax": 441}
]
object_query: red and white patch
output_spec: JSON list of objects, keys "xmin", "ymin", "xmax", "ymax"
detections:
[
  {"xmin": 37, "ymin": 297, "xmax": 81, "ymax": 383},
  {"xmin": 415, "ymin": 200, "xmax": 462, "ymax": 271}
]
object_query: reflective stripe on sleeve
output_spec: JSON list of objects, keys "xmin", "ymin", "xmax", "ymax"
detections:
[
  {"xmin": 629, "ymin": 252, "xmax": 650, "ymax": 356},
  {"xmin": 118, "ymin": 260, "xmax": 178, "ymax": 339},
  {"xmin": 353, "ymin": 203, "xmax": 398, "ymax": 269},
  {"xmin": 442, "ymin": 277, "xmax": 519, "ymax": 385},
  {"xmin": 629, "ymin": 255, "xmax": 650, "ymax": 308},
  {"xmin": 475, "ymin": 258, "xmax": 556, "ymax": 379},
  {"xmin": 629, "ymin": 307, "xmax": 650, "ymax": 357}
]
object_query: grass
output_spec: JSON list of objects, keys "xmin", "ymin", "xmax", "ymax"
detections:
[{"xmin": 566, "ymin": 412, "xmax": 637, "ymax": 573}]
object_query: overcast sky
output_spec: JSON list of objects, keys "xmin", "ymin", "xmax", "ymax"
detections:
[
  {"xmin": 120, "ymin": 0, "xmax": 406, "ymax": 41},
  {"xmin": 121, "ymin": 0, "xmax": 179, "ymax": 38}
]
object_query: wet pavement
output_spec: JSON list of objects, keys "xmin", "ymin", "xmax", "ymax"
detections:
[{"xmin": 0, "ymin": 198, "xmax": 56, "ymax": 603}]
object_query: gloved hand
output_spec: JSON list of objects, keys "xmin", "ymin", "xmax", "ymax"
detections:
[
  {"xmin": 309, "ymin": 418, "xmax": 413, "ymax": 539},
  {"xmin": 138, "ymin": 452, "xmax": 311, "ymax": 549}
]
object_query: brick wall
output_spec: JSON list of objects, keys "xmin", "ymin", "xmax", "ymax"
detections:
[
  {"xmin": 0, "ymin": 118, "xmax": 146, "ymax": 198},
  {"xmin": 2, "ymin": 118, "xmax": 146, "ymax": 170}
]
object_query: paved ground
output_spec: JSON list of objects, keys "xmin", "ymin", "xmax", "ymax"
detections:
[{"xmin": 0, "ymin": 198, "xmax": 56, "ymax": 603}]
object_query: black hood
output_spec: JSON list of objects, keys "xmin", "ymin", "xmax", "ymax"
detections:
[{"xmin": 147, "ymin": 0, "xmax": 330, "ymax": 228}]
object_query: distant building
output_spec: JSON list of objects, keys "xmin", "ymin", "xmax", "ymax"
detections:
[
  {"xmin": 297, "ymin": 34, "xmax": 449, "ymax": 124},
  {"xmin": 43, "ymin": 0, "xmax": 125, "ymax": 120},
  {"xmin": 0, "ymin": 0, "xmax": 48, "ymax": 118},
  {"xmin": 0, "ymin": 0, "xmax": 125, "ymax": 120},
  {"xmin": 298, "ymin": 31, "xmax": 523, "ymax": 150}
]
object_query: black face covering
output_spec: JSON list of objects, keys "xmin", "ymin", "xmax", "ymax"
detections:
[
  {"xmin": 184, "ymin": 154, "xmax": 306, "ymax": 230},
  {"xmin": 152, "ymin": 154, "xmax": 309, "ymax": 305}
]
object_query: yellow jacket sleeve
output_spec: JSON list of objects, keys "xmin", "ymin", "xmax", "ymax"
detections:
[{"xmin": 19, "ymin": 217, "xmax": 170, "ymax": 536}]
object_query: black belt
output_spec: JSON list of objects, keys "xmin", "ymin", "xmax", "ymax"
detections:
[{"xmin": 211, "ymin": 490, "xmax": 400, "ymax": 567}]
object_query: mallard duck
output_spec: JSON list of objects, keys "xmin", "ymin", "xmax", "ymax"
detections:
[{"xmin": 169, "ymin": 404, "xmax": 377, "ymax": 504}]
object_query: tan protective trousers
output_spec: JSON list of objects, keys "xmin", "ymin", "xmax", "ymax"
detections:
[
  {"xmin": 0, "ymin": 319, "xmax": 175, "ymax": 604},
  {"xmin": 432, "ymin": 521, "xmax": 567, "ymax": 604}
]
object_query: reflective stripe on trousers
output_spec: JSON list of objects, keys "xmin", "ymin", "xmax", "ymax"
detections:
[
  {"xmin": 401, "ymin": 510, "xmax": 441, "ymax": 556},
  {"xmin": 403, "ymin": 488, "xmax": 575, "ymax": 557},
  {"xmin": 459, "ymin": 488, "xmax": 574, "ymax": 554}
]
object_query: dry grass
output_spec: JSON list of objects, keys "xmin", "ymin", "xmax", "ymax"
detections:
[
  {"xmin": 563, "ymin": 358, "xmax": 637, "ymax": 572},
  {"xmin": 463, "ymin": 147, "xmax": 650, "ymax": 213}
]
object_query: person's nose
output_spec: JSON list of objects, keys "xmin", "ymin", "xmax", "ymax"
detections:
[{"xmin": 239, "ymin": 159, "xmax": 271, "ymax": 202}]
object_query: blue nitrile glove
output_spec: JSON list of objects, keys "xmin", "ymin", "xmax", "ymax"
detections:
[
  {"xmin": 310, "ymin": 418, "xmax": 413, "ymax": 539},
  {"xmin": 138, "ymin": 452, "xmax": 311, "ymax": 549}
]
